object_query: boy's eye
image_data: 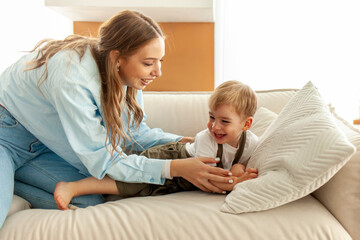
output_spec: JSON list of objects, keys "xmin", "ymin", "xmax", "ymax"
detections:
[
  {"xmin": 209, "ymin": 116, "xmax": 215, "ymax": 121},
  {"xmin": 222, "ymin": 120, "xmax": 230, "ymax": 124}
]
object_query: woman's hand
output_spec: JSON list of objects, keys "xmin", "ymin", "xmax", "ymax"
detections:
[
  {"xmin": 170, "ymin": 157, "xmax": 233, "ymax": 193},
  {"xmin": 178, "ymin": 137, "xmax": 195, "ymax": 144},
  {"xmin": 209, "ymin": 167, "xmax": 258, "ymax": 191}
]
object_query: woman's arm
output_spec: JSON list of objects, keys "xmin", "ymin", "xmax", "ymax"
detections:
[{"xmin": 125, "ymin": 90, "xmax": 183, "ymax": 152}]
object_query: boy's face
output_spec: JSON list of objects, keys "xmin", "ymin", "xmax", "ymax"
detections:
[{"xmin": 207, "ymin": 104, "xmax": 251, "ymax": 148}]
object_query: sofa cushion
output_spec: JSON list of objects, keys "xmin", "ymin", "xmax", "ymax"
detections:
[
  {"xmin": 221, "ymin": 81, "xmax": 356, "ymax": 214},
  {"xmin": 256, "ymin": 88, "xmax": 298, "ymax": 114},
  {"xmin": 0, "ymin": 192, "xmax": 351, "ymax": 240},
  {"xmin": 312, "ymin": 112, "xmax": 360, "ymax": 239},
  {"xmin": 143, "ymin": 90, "xmax": 298, "ymax": 139},
  {"xmin": 251, "ymin": 107, "xmax": 278, "ymax": 137},
  {"xmin": 143, "ymin": 92, "xmax": 210, "ymax": 137}
]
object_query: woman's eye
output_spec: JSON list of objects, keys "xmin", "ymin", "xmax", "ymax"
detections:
[{"xmin": 143, "ymin": 63, "xmax": 153, "ymax": 66}]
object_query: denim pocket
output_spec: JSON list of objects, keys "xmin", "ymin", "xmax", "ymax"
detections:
[
  {"xmin": 0, "ymin": 111, "xmax": 19, "ymax": 128},
  {"xmin": 29, "ymin": 139, "xmax": 43, "ymax": 153}
]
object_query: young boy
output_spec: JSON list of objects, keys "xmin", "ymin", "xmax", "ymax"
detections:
[{"xmin": 54, "ymin": 81, "xmax": 259, "ymax": 210}]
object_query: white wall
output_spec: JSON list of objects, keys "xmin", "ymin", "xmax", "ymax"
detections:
[
  {"xmin": 215, "ymin": 0, "xmax": 360, "ymax": 123},
  {"xmin": 0, "ymin": 0, "xmax": 72, "ymax": 74}
]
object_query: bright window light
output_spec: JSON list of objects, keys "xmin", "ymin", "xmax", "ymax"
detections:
[
  {"xmin": 216, "ymin": 0, "xmax": 360, "ymax": 123},
  {"xmin": 0, "ymin": 0, "xmax": 72, "ymax": 74}
]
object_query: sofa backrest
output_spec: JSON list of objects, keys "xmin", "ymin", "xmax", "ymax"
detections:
[{"xmin": 143, "ymin": 89, "xmax": 298, "ymax": 137}]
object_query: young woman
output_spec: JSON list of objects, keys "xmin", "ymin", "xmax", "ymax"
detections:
[{"xmin": 0, "ymin": 10, "xmax": 232, "ymax": 228}]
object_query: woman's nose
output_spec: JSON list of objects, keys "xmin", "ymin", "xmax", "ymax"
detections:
[{"xmin": 151, "ymin": 63, "xmax": 162, "ymax": 78}]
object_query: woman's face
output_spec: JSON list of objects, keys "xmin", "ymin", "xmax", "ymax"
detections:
[{"xmin": 118, "ymin": 37, "xmax": 165, "ymax": 90}]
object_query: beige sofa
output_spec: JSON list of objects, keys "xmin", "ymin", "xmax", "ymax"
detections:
[{"xmin": 1, "ymin": 89, "xmax": 359, "ymax": 240}]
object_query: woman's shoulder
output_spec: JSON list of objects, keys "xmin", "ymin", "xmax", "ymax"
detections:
[
  {"xmin": 49, "ymin": 48, "xmax": 96, "ymax": 71},
  {"xmin": 47, "ymin": 48, "xmax": 100, "ymax": 86}
]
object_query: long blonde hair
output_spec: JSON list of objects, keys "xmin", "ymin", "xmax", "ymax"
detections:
[{"xmin": 26, "ymin": 10, "xmax": 164, "ymax": 157}]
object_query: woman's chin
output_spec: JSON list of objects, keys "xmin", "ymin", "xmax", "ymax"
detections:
[{"xmin": 128, "ymin": 84, "xmax": 147, "ymax": 90}]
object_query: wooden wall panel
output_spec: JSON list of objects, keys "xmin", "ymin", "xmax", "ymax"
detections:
[{"xmin": 73, "ymin": 21, "xmax": 214, "ymax": 91}]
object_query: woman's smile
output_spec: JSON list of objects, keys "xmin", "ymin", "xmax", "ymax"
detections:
[{"xmin": 141, "ymin": 78, "xmax": 154, "ymax": 86}]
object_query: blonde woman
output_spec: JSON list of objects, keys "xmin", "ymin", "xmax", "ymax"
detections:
[{"xmin": 0, "ymin": 10, "xmax": 232, "ymax": 228}]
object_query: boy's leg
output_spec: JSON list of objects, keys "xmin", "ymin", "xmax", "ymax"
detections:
[
  {"xmin": 140, "ymin": 142, "xmax": 190, "ymax": 159},
  {"xmin": 14, "ymin": 151, "xmax": 104, "ymax": 209}
]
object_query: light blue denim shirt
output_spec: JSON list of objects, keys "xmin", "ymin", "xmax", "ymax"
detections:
[{"xmin": 0, "ymin": 48, "xmax": 181, "ymax": 184}]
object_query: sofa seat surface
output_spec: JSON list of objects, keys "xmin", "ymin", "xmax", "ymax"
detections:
[{"xmin": 0, "ymin": 192, "xmax": 351, "ymax": 240}]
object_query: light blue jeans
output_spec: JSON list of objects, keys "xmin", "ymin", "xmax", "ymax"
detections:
[{"xmin": 0, "ymin": 106, "xmax": 104, "ymax": 229}]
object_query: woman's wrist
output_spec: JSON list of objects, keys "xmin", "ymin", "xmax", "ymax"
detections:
[{"xmin": 170, "ymin": 159, "xmax": 180, "ymax": 177}]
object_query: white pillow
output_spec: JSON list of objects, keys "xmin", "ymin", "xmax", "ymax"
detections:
[
  {"xmin": 251, "ymin": 107, "xmax": 278, "ymax": 137},
  {"xmin": 221, "ymin": 81, "xmax": 356, "ymax": 214}
]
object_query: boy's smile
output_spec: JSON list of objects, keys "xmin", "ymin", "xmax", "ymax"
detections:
[{"xmin": 213, "ymin": 133, "xmax": 227, "ymax": 140}]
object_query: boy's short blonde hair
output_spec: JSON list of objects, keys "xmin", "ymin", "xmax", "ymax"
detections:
[{"xmin": 209, "ymin": 80, "xmax": 257, "ymax": 118}]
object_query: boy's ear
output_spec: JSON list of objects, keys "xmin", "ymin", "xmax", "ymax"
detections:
[{"xmin": 242, "ymin": 117, "xmax": 253, "ymax": 131}]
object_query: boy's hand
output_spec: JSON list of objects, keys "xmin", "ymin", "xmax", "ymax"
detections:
[
  {"xmin": 230, "ymin": 164, "xmax": 246, "ymax": 177},
  {"xmin": 245, "ymin": 167, "xmax": 258, "ymax": 175}
]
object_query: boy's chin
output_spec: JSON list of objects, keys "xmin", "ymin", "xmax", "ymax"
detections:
[{"xmin": 214, "ymin": 137, "xmax": 227, "ymax": 145}]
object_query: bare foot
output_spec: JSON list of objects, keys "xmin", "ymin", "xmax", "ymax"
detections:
[{"xmin": 54, "ymin": 182, "xmax": 75, "ymax": 210}]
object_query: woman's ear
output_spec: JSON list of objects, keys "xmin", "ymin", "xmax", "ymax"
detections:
[
  {"xmin": 242, "ymin": 117, "xmax": 253, "ymax": 131},
  {"xmin": 110, "ymin": 50, "xmax": 121, "ymax": 66}
]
